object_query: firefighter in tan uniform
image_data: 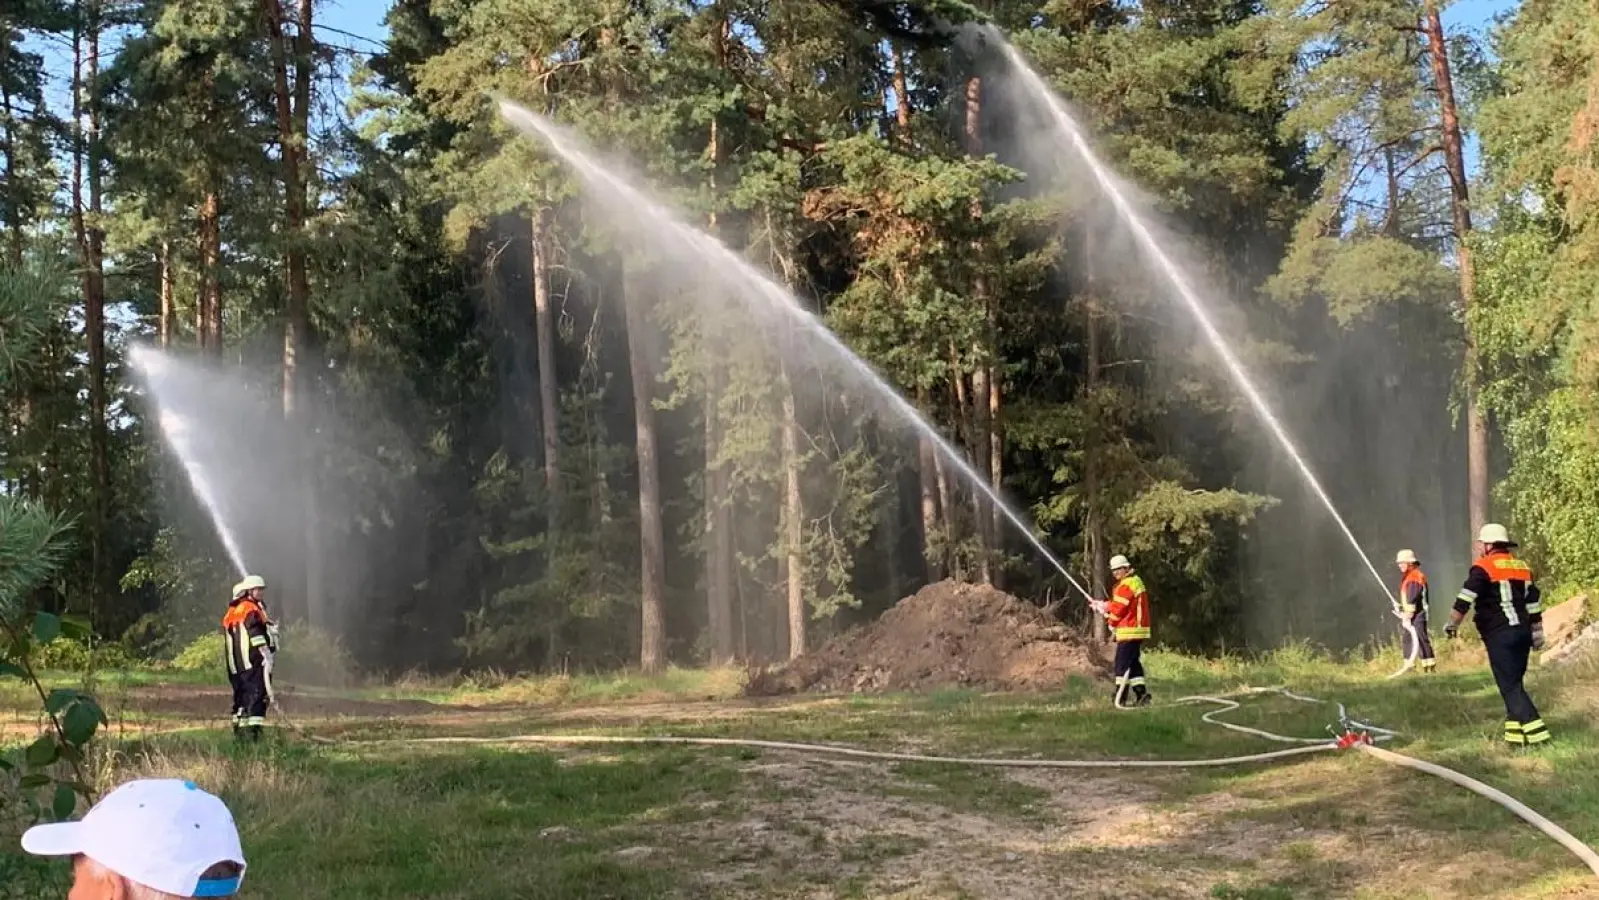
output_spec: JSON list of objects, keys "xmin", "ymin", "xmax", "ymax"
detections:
[{"xmin": 1394, "ymin": 549, "xmax": 1437, "ymax": 672}]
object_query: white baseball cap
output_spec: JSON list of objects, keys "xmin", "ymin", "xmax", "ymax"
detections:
[{"xmin": 21, "ymin": 778, "xmax": 247, "ymax": 897}]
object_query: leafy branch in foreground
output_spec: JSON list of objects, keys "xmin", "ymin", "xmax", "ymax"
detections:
[{"xmin": 0, "ymin": 495, "xmax": 104, "ymax": 822}]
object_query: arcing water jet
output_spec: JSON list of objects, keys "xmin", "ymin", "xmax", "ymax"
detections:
[
  {"xmin": 992, "ymin": 36, "xmax": 1396, "ymax": 607},
  {"xmin": 495, "ymin": 99, "xmax": 1097, "ymax": 604},
  {"xmin": 129, "ymin": 344, "xmax": 249, "ymax": 577}
]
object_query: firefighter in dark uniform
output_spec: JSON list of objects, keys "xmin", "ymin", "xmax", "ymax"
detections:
[
  {"xmin": 1102, "ymin": 554, "xmax": 1152, "ymax": 708},
  {"xmin": 223, "ymin": 575, "xmax": 278, "ymax": 742},
  {"xmin": 1445, "ymin": 524, "xmax": 1549, "ymax": 747},
  {"xmin": 1394, "ymin": 549, "xmax": 1436, "ymax": 672}
]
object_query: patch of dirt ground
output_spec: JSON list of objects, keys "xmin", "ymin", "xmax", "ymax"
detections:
[
  {"xmin": 118, "ymin": 683, "xmax": 441, "ymax": 719},
  {"xmin": 627, "ymin": 751, "xmax": 1567, "ymax": 900},
  {"xmin": 746, "ymin": 580, "xmax": 1110, "ymax": 696}
]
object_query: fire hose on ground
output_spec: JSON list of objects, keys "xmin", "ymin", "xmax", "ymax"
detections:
[
  {"xmin": 341, "ymin": 685, "xmax": 1599, "ymax": 880},
  {"xmin": 266, "ymin": 682, "xmax": 1599, "ymax": 880}
]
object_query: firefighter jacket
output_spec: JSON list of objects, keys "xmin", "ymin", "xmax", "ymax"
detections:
[
  {"xmin": 1398, "ymin": 567, "xmax": 1429, "ymax": 617},
  {"xmin": 1454, "ymin": 550, "xmax": 1542, "ymax": 637},
  {"xmin": 223, "ymin": 598, "xmax": 276, "ymax": 675},
  {"xmin": 1106, "ymin": 573, "xmax": 1151, "ymax": 642}
]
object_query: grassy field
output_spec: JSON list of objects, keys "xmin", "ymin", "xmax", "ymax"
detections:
[{"xmin": 4, "ymin": 640, "xmax": 1599, "ymax": 899}]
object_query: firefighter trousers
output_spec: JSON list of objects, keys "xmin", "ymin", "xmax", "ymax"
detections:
[
  {"xmin": 228, "ymin": 668, "xmax": 270, "ymax": 739},
  {"xmin": 1483, "ymin": 626, "xmax": 1549, "ymax": 745},
  {"xmin": 1402, "ymin": 611, "xmax": 1436, "ymax": 670},
  {"xmin": 1112, "ymin": 640, "xmax": 1148, "ymax": 705}
]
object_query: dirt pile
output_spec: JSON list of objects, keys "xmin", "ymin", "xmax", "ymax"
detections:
[{"xmin": 745, "ymin": 580, "xmax": 1110, "ymax": 696}]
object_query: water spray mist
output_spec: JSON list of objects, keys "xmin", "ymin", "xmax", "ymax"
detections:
[
  {"xmin": 495, "ymin": 99, "xmax": 1097, "ymax": 604},
  {"xmin": 129, "ymin": 345, "xmax": 249, "ymax": 577},
  {"xmin": 994, "ymin": 38, "xmax": 1396, "ymax": 606}
]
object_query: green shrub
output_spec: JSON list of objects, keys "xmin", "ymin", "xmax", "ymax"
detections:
[
  {"xmin": 29, "ymin": 637, "xmax": 136, "ymax": 673},
  {"xmin": 170, "ymin": 632, "xmax": 220, "ymax": 672},
  {"xmin": 169, "ymin": 622, "xmax": 357, "ymax": 688}
]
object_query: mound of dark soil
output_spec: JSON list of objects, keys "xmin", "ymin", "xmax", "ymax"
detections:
[{"xmin": 745, "ymin": 580, "xmax": 1110, "ymax": 696}]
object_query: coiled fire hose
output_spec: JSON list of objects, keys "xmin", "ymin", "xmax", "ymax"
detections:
[{"xmin": 374, "ymin": 685, "xmax": 1599, "ymax": 879}]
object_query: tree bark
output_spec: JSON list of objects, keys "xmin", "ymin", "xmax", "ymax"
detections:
[
  {"xmin": 533, "ymin": 209, "xmax": 560, "ymax": 516},
  {"xmin": 1421, "ymin": 2, "xmax": 1488, "ymax": 554},
  {"xmin": 1083, "ymin": 226, "xmax": 1109, "ymax": 640},
  {"xmin": 782, "ymin": 380, "xmax": 805, "ymax": 659},
  {"xmin": 890, "ymin": 45, "xmax": 911, "ymax": 146},
  {"xmin": 934, "ymin": 453, "xmax": 957, "ymax": 580},
  {"xmin": 265, "ymin": 0, "xmax": 320, "ymax": 623},
  {"xmin": 1085, "ymin": 297, "xmax": 1109, "ymax": 642},
  {"xmin": 916, "ymin": 386, "xmax": 943, "ymax": 583},
  {"xmin": 263, "ymin": 0, "xmax": 311, "ymax": 419},
  {"xmin": 197, "ymin": 66, "xmax": 222, "ymax": 354},
  {"xmin": 1, "ymin": 31, "xmax": 22, "ymax": 265},
  {"xmin": 71, "ymin": 1, "xmax": 109, "ymax": 630},
  {"xmin": 703, "ymin": 110, "xmax": 735, "ymax": 665},
  {"xmin": 198, "ymin": 188, "xmax": 221, "ymax": 353},
  {"xmin": 623, "ymin": 262, "xmax": 668, "ymax": 674},
  {"xmin": 159, "ymin": 240, "xmax": 174, "ymax": 347},
  {"xmin": 964, "ymin": 73, "xmax": 994, "ymax": 586},
  {"xmin": 704, "ymin": 359, "xmax": 735, "ymax": 664},
  {"xmin": 989, "ymin": 371, "xmax": 1004, "ymax": 587}
]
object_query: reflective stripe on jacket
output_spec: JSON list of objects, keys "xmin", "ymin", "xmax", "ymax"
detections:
[
  {"xmin": 223, "ymin": 599, "xmax": 273, "ymax": 675},
  {"xmin": 1106, "ymin": 574, "xmax": 1151, "ymax": 642},
  {"xmin": 1399, "ymin": 568, "xmax": 1429, "ymax": 616},
  {"xmin": 1455, "ymin": 551, "xmax": 1541, "ymax": 634}
]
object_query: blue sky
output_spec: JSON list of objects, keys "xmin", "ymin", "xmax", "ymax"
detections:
[
  {"xmin": 326, "ymin": 0, "xmax": 1528, "ymax": 44},
  {"xmin": 28, "ymin": 1, "xmax": 1528, "ymax": 126}
]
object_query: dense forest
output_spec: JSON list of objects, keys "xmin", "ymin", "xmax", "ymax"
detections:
[{"xmin": 1, "ymin": 0, "xmax": 1594, "ymax": 676}]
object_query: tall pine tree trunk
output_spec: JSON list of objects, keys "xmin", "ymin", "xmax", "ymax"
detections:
[
  {"xmin": 1084, "ymin": 227, "xmax": 1111, "ymax": 640},
  {"xmin": 934, "ymin": 454, "xmax": 957, "ymax": 579},
  {"xmin": 533, "ymin": 209, "xmax": 560, "ymax": 517},
  {"xmin": 989, "ymin": 372, "xmax": 1004, "ymax": 587},
  {"xmin": 199, "ymin": 67, "xmax": 223, "ymax": 355},
  {"xmin": 533, "ymin": 209, "xmax": 561, "ymax": 667},
  {"xmin": 703, "ymin": 112, "xmax": 735, "ymax": 665},
  {"xmin": 782, "ymin": 379, "xmax": 805, "ymax": 659},
  {"xmin": 1422, "ymin": 2, "xmax": 1488, "ymax": 554},
  {"xmin": 71, "ymin": 1, "xmax": 109, "ymax": 630},
  {"xmin": 159, "ymin": 240, "xmax": 174, "ymax": 347},
  {"xmin": 623, "ymin": 263, "xmax": 667, "ymax": 674},
  {"xmin": 1084, "ymin": 296, "xmax": 1109, "ymax": 642},
  {"xmin": 965, "ymin": 73, "xmax": 993, "ymax": 585},
  {"xmin": 198, "ymin": 188, "xmax": 221, "ymax": 353},
  {"xmin": 892, "ymin": 45, "xmax": 943, "ymax": 583},
  {"xmin": 704, "ymin": 363, "xmax": 735, "ymax": 664},
  {"xmin": 916, "ymin": 386, "xmax": 943, "ymax": 583},
  {"xmin": 1, "ymin": 35, "xmax": 22, "ymax": 266},
  {"xmin": 265, "ymin": 0, "xmax": 320, "ymax": 623}
]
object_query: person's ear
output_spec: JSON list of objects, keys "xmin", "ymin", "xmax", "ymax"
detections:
[{"xmin": 69, "ymin": 859, "xmax": 127, "ymax": 900}]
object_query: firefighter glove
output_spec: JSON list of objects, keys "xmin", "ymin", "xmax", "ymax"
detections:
[
  {"xmin": 1444, "ymin": 623, "xmax": 1458, "ymax": 640},
  {"xmin": 1532, "ymin": 623, "xmax": 1545, "ymax": 651}
]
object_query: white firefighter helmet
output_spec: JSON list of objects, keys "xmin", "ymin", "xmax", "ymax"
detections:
[
  {"xmin": 1109, "ymin": 554, "xmax": 1132, "ymax": 572},
  {"xmin": 1478, "ymin": 523, "xmax": 1513, "ymax": 546},
  {"xmin": 233, "ymin": 574, "xmax": 266, "ymax": 599},
  {"xmin": 1395, "ymin": 549, "xmax": 1419, "ymax": 565}
]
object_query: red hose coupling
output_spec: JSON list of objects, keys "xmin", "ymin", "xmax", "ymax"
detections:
[{"xmin": 1336, "ymin": 731, "xmax": 1372, "ymax": 749}]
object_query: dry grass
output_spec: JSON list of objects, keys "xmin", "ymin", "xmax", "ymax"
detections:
[{"xmin": 7, "ymin": 646, "xmax": 1599, "ymax": 898}]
